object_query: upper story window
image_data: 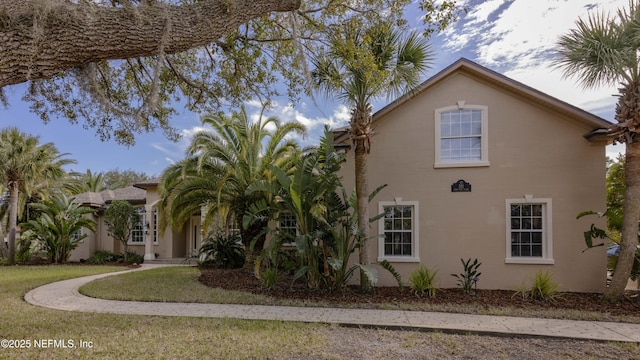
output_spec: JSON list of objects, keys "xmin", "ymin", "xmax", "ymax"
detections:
[
  {"xmin": 505, "ymin": 197, "xmax": 554, "ymax": 265},
  {"xmin": 435, "ymin": 103, "xmax": 489, "ymax": 168},
  {"xmin": 377, "ymin": 199, "xmax": 420, "ymax": 263}
]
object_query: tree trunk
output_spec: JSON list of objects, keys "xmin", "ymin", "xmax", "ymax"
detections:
[
  {"xmin": 7, "ymin": 182, "xmax": 19, "ymax": 265},
  {"xmin": 351, "ymin": 105, "xmax": 372, "ymax": 292},
  {"xmin": 355, "ymin": 142, "xmax": 370, "ymax": 291},
  {"xmin": 0, "ymin": 0, "xmax": 301, "ymax": 87},
  {"xmin": 605, "ymin": 140, "xmax": 640, "ymax": 301}
]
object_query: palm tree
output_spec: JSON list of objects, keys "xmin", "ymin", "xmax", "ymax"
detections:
[
  {"xmin": 159, "ymin": 105, "xmax": 305, "ymax": 250},
  {"xmin": 158, "ymin": 157, "xmax": 226, "ymax": 233},
  {"xmin": 0, "ymin": 127, "xmax": 74, "ymax": 265},
  {"xmin": 21, "ymin": 194, "xmax": 96, "ymax": 264},
  {"xmin": 312, "ymin": 20, "xmax": 433, "ymax": 291},
  {"xmin": 64, "ymin": 169, "xmax": 117, "ymax": 195},
  {"xmin": 557, "ymin": 0, "xmax": 640, "ymax": 300}
]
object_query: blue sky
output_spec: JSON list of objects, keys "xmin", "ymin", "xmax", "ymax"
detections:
[{"xmin": 0, "ymin": 0, "xmax": 627, "ymax": 176}]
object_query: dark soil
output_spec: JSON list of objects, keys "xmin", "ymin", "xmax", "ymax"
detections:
[{"xmin": 199, "ymin": 267, "xmax": 640, "ymax": 319}]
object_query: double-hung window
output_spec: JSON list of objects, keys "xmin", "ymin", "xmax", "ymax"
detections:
[
  {"xmin": 378, "ymin": 200, "xmax": 419, "ymax": 262},
  {"xmin": 505, "ymin": 197, "xmax": 554, "ymax": 264},
  {"xmin": 435, "ymin": 104, "xmax": 489, "ymax": 167}
]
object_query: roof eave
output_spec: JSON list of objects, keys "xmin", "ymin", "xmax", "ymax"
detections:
[{"xmin": 372, "ymin": 58, "xmax": 613, "ymax": 131}]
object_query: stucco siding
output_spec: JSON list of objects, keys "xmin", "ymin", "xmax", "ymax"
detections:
[{"xmin": 339, "ymin": 71, "xmax": 607, "ymax": 292}]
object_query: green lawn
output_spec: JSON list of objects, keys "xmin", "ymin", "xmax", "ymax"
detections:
[
  {"xmin": 81, "ymin": 266, "xmax": 638, "ymax": 323},
  {"xmin": 0, "ymin": 265, "xmax": 326, "ymax": 359},
  {"xmin": 4, "ymin": 265, "xmax": 640, "ymax": 359}
]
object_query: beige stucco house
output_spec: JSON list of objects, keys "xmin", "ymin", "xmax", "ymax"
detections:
[
  {"xmin": 334, "ymin": 58, "xmax": 611, "ymax": 292},
  {"xmin": 70, "ymin": 180, "xmax": 202, "ymax": 262}
]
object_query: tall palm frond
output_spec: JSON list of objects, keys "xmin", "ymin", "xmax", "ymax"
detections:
[{"xmin": 159, "ymin": 105, "xmax": 306, "ymax": 249}]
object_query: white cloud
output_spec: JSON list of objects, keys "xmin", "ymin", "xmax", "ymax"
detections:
[{"xmin": 436, "ymin": 0, "xmax": 627, "ymax": 117}]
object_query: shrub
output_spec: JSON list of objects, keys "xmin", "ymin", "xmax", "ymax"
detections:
[
  {"xmin": 512, "ymin": 271, "xmax": 561, "ymax": 302},
  {"xmin": 451, "ymin": 258, "xmax": 482, "ymax": 295},
  {"xmin": 530, "ymin": 270, "xmax": 560, "ymax": 301},
  {"xmin": 16, "ymin": 233, "xmax": 47, "ymax": 263},
  {"xmin": 199, "ymin": 231, "xmax": 245, "ymax": 269},
  {"xmin": 409, "ymin": 266, "xmax": 438, "ymax": 297},
  {"xmin": 260, "ymin": 267, "xmax": 279, "ymax": 289},
  {"xmin": 124, "ymin": 251, "xmax": 144, "ymax": 265},
  {"xmin": 512, "ymin": 281, "xmax": 529, "ymax": 301},
  {"xmin": 87, "ymin": 250, "xmax": 120, "ymax": 264},
  {"xmin": 87, "ymin": 250, "xmax": 143, "ymax": 265}
]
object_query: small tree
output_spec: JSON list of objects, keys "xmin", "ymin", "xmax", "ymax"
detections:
[{"xmin": 104, "ymin": 200, "xmax": 137, "ymax": 262}]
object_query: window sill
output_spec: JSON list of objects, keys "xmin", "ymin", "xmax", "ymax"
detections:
[
  {"xmin": 505, "ymin": 257, "xmax": 554, "ymax": 265},
  {"xmin": 434, "ymin": 161, "xmax": 490, "ymax": 168},
  {"xmin": 377, "ymin": 256, "xmax": 420, "ymax": 263}
]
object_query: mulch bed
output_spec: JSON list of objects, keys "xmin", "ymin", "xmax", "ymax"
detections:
[{"xmin": 199, "ymin": 267, "xmax": 640, "ymax": 318}]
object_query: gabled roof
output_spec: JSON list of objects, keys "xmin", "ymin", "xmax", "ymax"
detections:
[
  {"xmin": 334, "ymin": 58, "xmax": 613, "ymax": 146},
  {"xmin": 74, "ymin": 185, "xmax": 147, "ymax": 208}
]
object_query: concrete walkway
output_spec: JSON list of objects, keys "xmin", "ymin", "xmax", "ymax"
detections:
[{"xmin": 24, "ymin": 264, "xmax": 640, "ymax": 343}]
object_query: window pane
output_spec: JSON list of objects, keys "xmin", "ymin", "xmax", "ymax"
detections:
[
  {"xmin": 382, "ymin": 205, "xmax": 414, "ymax": 256},
  {"xmin": 461, "ymin": 121, "xmax": 471, "ymax": 135},
  {"xmin": 439, "ymin": 109, "xmax": 483, "ymax": 162},
  {"xmin": 532, "ymin": 205, "xmax": 542, "ymax": 216},
  {"xmin": 511, "ymin": 205, "xmax": 520, "ymax": 216},
  {"xmin": 532, "ymin": 218, "xmax": 542, "ymax": 229},
  {"xmin": 532, "ymin": 232, "xmax": 542, "ymax": 244},
  {"xmin": 402, "ymin": 243, "xmax": 412, "ymax": 256},
  {"xmin": 532, "ymin": 245, "xmax": 542, "ymax": 257},
  {"xmin": 384, "ymin": 219, "xmax": 392, "ymax": 230},
  {"xmin": 509, "ymin": 202, "xmax": 547, "ymax": 258}
]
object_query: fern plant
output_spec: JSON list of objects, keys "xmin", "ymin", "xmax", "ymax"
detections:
[
  {"xmin": 410, "ymin": 266, "xmax": 438, "ymax": 297},
  {"xmin": 451, "ymin": 258, "xmax": 482, "ymax": 295}
]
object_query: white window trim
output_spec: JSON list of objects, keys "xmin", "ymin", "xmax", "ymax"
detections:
[
  {"xmin": 377, "ymin": 199, "xmax": 420, "ymax": 263},
  {"xmin": 434, "ymin": 104, "xmax": 489, "ymax": 168},
  {"xmin": 128, "ymin": 207, "xmax": 146, "ymax": 245},
  {"xmin": 505, "ymin": 197, "xmax": 554, "ymax": 265}
]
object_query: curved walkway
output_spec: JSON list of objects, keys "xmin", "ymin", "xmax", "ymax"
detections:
[{"xmin": 24, "ymin": 264, "xmax": 640, "ymax": 343}]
